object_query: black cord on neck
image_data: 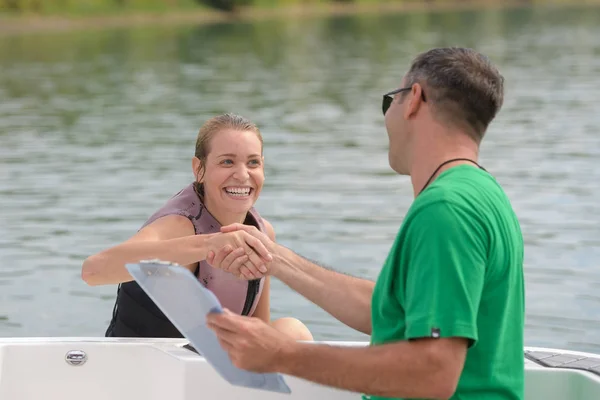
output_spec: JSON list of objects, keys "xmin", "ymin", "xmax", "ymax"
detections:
[{"xmin": 418, "ymin": 158, "xmax": 486, "ymax": 195}]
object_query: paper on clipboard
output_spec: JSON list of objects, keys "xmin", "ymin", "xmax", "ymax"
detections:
[{"xmin": 125, "ymin": 260, "xmax": 291, "ymax": 394}]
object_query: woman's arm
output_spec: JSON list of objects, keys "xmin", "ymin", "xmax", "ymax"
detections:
[
  {"xmin": 250, "ymin": 218, "xmax": 277, "ymax": 323},
  {"xmin": 81, "ymin": 215, "xmax": 271, "ymax": 286},
  {"xmin": 81, "ymin": 215, "xmax": 206, "ymax": 286}
]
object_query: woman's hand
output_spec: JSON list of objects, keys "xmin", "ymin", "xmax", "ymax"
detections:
[
  {"xmin": 206, "ymin": 224, "xmax": 276, "ymax": 280},
  {"xmin": 204, "ymin": 230, "xmax": 272, "ymax": 279}
]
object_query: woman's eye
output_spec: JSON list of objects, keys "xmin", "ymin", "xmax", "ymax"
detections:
[
  {"xmin": 249, "ymin": 159, "xmax": 261, "ymax": 166},
  {"xmin": 221, "ymin": 159, "xmax": 233, "ymax": 165}
]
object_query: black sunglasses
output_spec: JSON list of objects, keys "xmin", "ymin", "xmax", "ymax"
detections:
[{"xmin": 382, "ymin": 86, "xmax": 426, "ymax": 116}]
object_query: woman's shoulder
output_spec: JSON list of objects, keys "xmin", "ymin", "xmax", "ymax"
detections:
[
  {"xmin": 138, "ymin": 213, "xmax": 196, "ymax": 239},
  {"xmin": 139, "ymin": 183, "xmax": 199, "ymax": 230}
]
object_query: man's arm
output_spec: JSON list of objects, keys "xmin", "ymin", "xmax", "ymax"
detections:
[
  {"xmin": 249, "ymin": 220, "xmax": 277, "ymax": 324},
  {"xmin": 210, "ymin": 222, "xmax": 375, "ymax": 334},
  {"xmin": 270, "ymin": 245, "xmax": 374, "ymax": 334},
  {"xmin": 279, "ymin": 338, "xmax": 467, "ymax": 399},
  {"xmin": 207, "ymin": 310, "xmax": 466, "ymax": 399}
]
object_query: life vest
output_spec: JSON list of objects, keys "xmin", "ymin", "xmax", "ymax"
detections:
[{"xmin": 105, "ymin": 183, "xmax": 266, "ymax": 338}]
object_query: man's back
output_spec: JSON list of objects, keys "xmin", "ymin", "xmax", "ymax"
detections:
[{"xmin": 370, "ymin": 164, "xmax": 525, "ymax": 400}]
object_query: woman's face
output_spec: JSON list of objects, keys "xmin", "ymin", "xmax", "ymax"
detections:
[{"xmin": 198, "ymin": 129, "xmax": 264, "ymax": 218}]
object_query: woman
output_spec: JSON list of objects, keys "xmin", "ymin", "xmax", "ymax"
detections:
[{"xmin": 82, "ymin": 113, "xmax": 313, "ymax": 341}]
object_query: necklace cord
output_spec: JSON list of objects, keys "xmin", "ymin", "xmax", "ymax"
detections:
[{"xmin": 418, "ymin": 158, "xmax": 486, "ymax": 195}]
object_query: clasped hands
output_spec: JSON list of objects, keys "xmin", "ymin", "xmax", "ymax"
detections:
[
  {"xmin": 204, "ymin": 224, "xmax": 300, "ymax": 373},
  {"xmin": 204, "ymin": 223, "xmax": 275, "ymax": 280}
]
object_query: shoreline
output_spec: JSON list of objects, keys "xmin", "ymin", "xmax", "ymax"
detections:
[{"xmin": 0, "ymin": 0, "xmax": 599, "ymax": 35}]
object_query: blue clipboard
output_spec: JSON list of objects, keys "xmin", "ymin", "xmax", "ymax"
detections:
[{"xmin": 125, "ymin": 260, "xmax": 291, "ymax": 394}]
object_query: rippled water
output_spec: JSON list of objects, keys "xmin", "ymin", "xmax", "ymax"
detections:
[{"xmin": 1, "ymin": 4, "xmax": 600, "ymax": 353}]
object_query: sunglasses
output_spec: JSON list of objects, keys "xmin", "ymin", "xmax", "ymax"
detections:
[{"xmin": 382, "ymin": 86, "xmax": 426, "ymax": 116}]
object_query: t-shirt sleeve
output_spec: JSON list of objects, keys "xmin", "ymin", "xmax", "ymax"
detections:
[{"xmin": 402, "ymin": 200, "xmax": 487, "ymax": 347}]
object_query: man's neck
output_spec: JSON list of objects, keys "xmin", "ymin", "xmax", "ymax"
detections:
[{"xmin": 409, "ymin": 144, "xmax": 479, "ymax": 198}]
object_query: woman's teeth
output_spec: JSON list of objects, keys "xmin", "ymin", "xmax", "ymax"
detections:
[{"xmin": 225, "ymin": 187, "xmax": 251, "ymax": 196}]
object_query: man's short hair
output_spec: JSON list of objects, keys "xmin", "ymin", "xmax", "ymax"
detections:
[{"xmin": 404, "ymin": 47, "xmax": 504, "ymax": 142}]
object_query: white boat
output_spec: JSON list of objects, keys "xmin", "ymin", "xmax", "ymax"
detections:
[{"xmin": 1, "ymin": 337, "xmax": 599, "ymax": 400}]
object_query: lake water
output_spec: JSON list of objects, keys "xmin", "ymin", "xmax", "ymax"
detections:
[{"xmin": 1, "ymin": 4, "xmax": 599, "ymax": 353}]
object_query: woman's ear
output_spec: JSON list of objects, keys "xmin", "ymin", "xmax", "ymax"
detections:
[{"xmin": 192, "ymin": 157, "xmax": 203, "ymax": 182}]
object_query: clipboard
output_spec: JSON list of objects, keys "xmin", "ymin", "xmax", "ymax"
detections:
[{"xmin": 125, "ymin": 259, "xmax": 292, "ymax": 394}]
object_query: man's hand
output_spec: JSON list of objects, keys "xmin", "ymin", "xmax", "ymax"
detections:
[
  {"xmin": 206, "ymin": 309, "xmax": 295, "ymax": 373},
  {"xmin": 207, "ymin": 224, "xmax": 276, "ymax": 280},
  {"xmin": 204, "ymin": 230, "xmax": 272, "ymax": 279}
]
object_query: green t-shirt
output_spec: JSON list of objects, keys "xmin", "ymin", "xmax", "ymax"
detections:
[{"xmin": 366, "ymin": 165, "xmax": 525, "ymax": 400}]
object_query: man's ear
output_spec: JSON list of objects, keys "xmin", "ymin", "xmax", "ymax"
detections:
[{"xmin": 403, "ymin": 82, "xmax": 425, "ymax": 120}]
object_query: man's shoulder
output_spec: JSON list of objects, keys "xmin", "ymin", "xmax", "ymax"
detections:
[
  {"xmin": 400, "ymin": 165, "xmax": 522, "ymax": 253},
  {"xmin": 412, "ymin": 165, "xmax": 511, "ymax": 217},
  {"xmin": 404, "ymin": 188, "xmax": 471, "ymax": 226},
  {"xmin": 427, "ymin": 165, "xmax": 499, "ymax": 197},
  {"xmin": 401, "ymin": 198, "xmax": 477, "ymax": 243},
  {"xmin": 400, "ymin": 180, "xmax": 499, "ymax": 244}
]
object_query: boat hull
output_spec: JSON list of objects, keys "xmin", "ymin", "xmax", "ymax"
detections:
[{"xmin": 0, "ymin": 338, "xmax": 599, "ymax": 399}]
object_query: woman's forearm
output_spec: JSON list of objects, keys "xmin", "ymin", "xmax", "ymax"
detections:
[{"xmin": 81, "ymin": 235, "xmax": 210, "ymax": 286}]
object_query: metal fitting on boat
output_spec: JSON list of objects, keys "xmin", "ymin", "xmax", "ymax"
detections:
[{"xmin": 65, "ymin": 350, "xmax": 87, "ymax": 366}]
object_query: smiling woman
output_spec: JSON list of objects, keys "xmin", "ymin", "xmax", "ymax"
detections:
[
  {"xmin": 192, "ymin": 115, "xmax": 265, "ymax": 227},
  {"xmin": 81, "ymin": 113, "xmax": 313, "ymax": 341}
]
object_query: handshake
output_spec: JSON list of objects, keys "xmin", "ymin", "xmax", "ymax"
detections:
[{"xmin": 204, "ymin": 223, "xmax": 277, "ymax": 280}]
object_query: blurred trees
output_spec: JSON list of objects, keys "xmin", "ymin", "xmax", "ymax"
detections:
[
  {"xmin": 0, "ymin": 0, "xmax": 260, "ymax": 13},
  {"xmin": 0, "ymin": 0, "xmax": 548, "ymax": 15}
]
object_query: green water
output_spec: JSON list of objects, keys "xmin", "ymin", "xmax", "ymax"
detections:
[{"xmin": 1, "ymin": 4, "xmax": 599, "ymax": 353}]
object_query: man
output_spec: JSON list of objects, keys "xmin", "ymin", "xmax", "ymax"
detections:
[{"xmin": 206, "ymin": 47, "xmax": 525, "ymax": 400}]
